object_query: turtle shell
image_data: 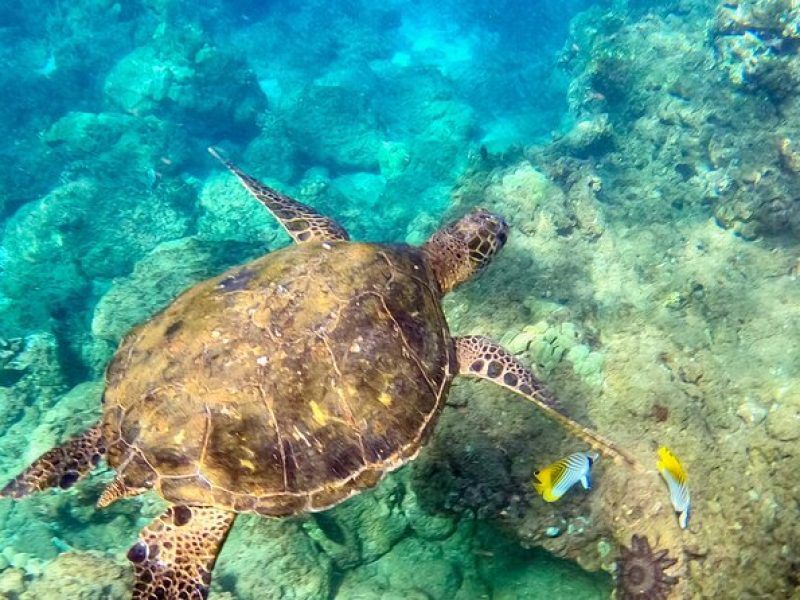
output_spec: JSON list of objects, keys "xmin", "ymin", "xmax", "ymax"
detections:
[{"xmin": 102, "ymin": 242, "xmax": 455, "ymax": 516}]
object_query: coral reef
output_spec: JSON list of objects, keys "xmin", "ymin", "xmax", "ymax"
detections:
[
  {"xmin": 552, "ymin": 0, "xmax": 800, "ymax": 239},
  {"xmin": 431, "ymin": 3, "xmax": 800, "ymax": 598},
  {"xmin": 104, "ymin": 24, "xmax": 266, "ymax": 137},
  {"xmin": 2, "ymin": 0, "xmax": 799, "ymax": 598}
]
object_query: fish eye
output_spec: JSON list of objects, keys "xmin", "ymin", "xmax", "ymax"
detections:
[{"xmin": 533, "ymin": 470, "xmax": 540, "ymax": 475}]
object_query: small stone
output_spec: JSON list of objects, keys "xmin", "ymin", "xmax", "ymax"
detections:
[
  {"xmin": 545, "ymin": 526, "xmax": 561, "ymax": 538},
  {"xmin": 765, "ymin": 403, "xmax": 800, "ymax": 441},
  {"xmin": 737, "ymin": 397, "xmax": 768, "ymax": 425},
  {"xmin": 10, "ymin": 553, "xmax": 29, "ymax": 570},
  {"xmin": 25, "ymin": 558, "xmax": 44, "ymax": 576},
  {"xmin": 0, "ymin": 568, "xmax": 24, "ymax": 595}
]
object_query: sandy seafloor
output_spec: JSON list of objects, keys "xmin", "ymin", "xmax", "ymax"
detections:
[{"xmin": 0, "ymin": 0, "xmax": 799, "ymax": 598}]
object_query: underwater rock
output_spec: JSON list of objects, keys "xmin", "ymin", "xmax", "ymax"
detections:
[
  {"xmin": 92, "ymin": 236, "xmax": 266, "ymax": 343},
  {"xmin": 554, "ymin": 113, "xmax": 614, "ymax": 158},
  {"xmin": 25, "ymin": 381, "xmax": 103, "ymax": 465},
  {"xmin": 736, "ymin": 395, "xmax": 769, "ymax": 425},
  {"xmin": 0, "ymin": 333, "xmax": 66, "ymax": 481},
  {"xmin": 335, "ymin": 531, "xmax": 470, "ymax": 600},
  {"xmin": 554, "ymin": 0, "xmax": 800, "ymax": 237},
  {"xmin": 213, "ymin": 518, "xmax": 332, "ymax": 600},
  {"xmin": 306, "ymin": 474, "xmax": 409, "ymax": 569},
  {"xmin": 43, "ymin": 111, "xmax": 191, "ymax": 176},
  {"xmin": 196, "ymin": 173, "xmax": 283, "ymax": 243},
  {"xmin": 404, "ymin": 211, "xmax": 441, "ymax": 246},
  {"xmin": 16, "ymin": 551, "xmax": 131, "ymax": 600},
  {"xmin": 508, "ymin": 320, "xmax": 605, "ymax": 389},
  {"xmin": 765, "ymin": 400, "xmax": 800, "ymax": 441},
  {"xmin": 377, "ymin": 141, "xmax": 412, "ymax": 180},
  {"xmin": 439, "ymin": 6, "xmax": 800, "ymax": 594},
  {"xmin": 401, "ymin": 483, "xmax": 457, "ymax": 541},
  {"xmin": 412, "ymin": 419, "xmax": 525, "ymax": 521},
  {"xmin": 283, "ymin": 83, "xmax": 382, "ymax": 171},
  {"xmin": 330, "ymin": 173, "xmax": 387, "ymax": 213},
  {"xmin": 104, "ymin": 32, "xmax": 265, "ymax": 137},
  {"xmin": 242, "ymin": 118, "xmax": 299, "ymax": 185},
  {"xmin": 1, "ymin": 170, "xmax": 194, "ymax": 367},
  {"xmin": 0, "ymin": 568, "xmax": 25, "ymax": 597},
  {"xmin": 1, "ymin": 180, "xmax": 95, "ymax": 316},
  {"xmin": 484, "ymin": 163, "xmax": 575, "ymax": 236}
]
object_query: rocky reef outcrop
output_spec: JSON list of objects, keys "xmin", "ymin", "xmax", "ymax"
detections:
[{"xmin": 431, "ymin": 2, "xmax": 800, "ymax": 598}]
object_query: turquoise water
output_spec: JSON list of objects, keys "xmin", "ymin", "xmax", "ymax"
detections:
[{"xmin": 2, "ymin": 0, "xmax": 800, "ymax": 598}]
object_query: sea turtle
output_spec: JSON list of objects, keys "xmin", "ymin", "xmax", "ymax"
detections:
[{"xmin": 1, "ymin": 148, "xmax": 632, "ymax": 600}]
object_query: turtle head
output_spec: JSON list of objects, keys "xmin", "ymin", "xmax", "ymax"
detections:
[{"xmin": 423, "ymin": 208, "xmax": 508, "ymax": 294}]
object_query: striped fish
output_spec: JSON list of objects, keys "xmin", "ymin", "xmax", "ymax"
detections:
[
  {"xmin": 657, "ymin": 446, "xmax": 691, "ymax": 529},
  {"xmin": 532, "ymin": 451, "xmax": 599, "ymax": 502}
]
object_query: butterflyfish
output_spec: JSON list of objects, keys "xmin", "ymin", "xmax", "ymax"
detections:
[
  {"xmin": 657, "ymin": 446, "xmax": 691, "ymax": 529},
  {"xmin": 532, "ymin": 451, "xmax": 599, "ymax": 502}
]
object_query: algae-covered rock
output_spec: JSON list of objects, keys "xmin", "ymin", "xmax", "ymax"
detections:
[
  {"xmin": 284, "ymin": 84, "xmax": 382, "ymax": 171},
  {"xmin": 404, "ymin": 211, "xmax": 440, "ymax": 246},
  {"xmin": 104, "ymin": 33, "xmax": 265, "ymax": 136},
  {"xmin": 25, "ymin": 380, "xmax": 103, "ymax": 465},
  {"xmin": 335, "ymin": 534, "xmax": 467, "ymax": 600},
  {"xmin": 196, "ymin": 173, "xmax": 284, "ymax": 243},
  {"xmin": 44, "ymin": 111, "xmax": 190, "ymax": 174},
  {"xmin": 92, "ymin": 236, "xmax": 266, "ymax": 343},
  {"xmin": 401, "ymin": 484, "xmax": 457, "ymax": 541},
  {"xmin": 765, "ymin": 398, "xmax": 800, "ymax": 442},
  {"xmin": 1, "ymin": 180, "xmax": 94, "ymax": 314},
  {"xmin": 555, "ymin": 0, "xmax": 800, "ymax": 237},
  {"xmin": 18, "ymin": 551, "xmax": 131, "ymax": 600},
  {"xmin": 305, "ymin": 474, "xmax": 409, "ymax": 569},
  {"xmin": 377, "ymin": 141, "xmax": 412, "ymax": 180},
  {"xmin": 213, "ymin": 517, "xmax": 332, "ymax": 600},
  {"xmin": 0, "ymin": 333, "xmax": 66, "ymax": 483},
  {"xmin": 484, "ymin": 164, "xmax": 575, "ymax": 236},
  {"xmin": 1, "ymin": 172, "xmax": 194, "ymax": 330},
  {"xmin": 242, "ymin": 118, "xmax": 299, "ymax": 185}
]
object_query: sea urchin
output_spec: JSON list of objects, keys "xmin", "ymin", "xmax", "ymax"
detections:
[{"xmin": 617, "ymin": 534, "xmax": 678, "ymax": 600}]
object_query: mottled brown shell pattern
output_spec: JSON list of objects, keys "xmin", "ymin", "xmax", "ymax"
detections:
[{"xmin": 102, "ymin": 242, "xmax": 454, "ymax": 516}]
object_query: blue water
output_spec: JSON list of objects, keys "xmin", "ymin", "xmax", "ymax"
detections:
[{"xmin": 1, "ymin": 0, "xmax": 798, "ymax": 598}]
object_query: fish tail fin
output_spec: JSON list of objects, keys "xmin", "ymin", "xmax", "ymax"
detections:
[{"xmin": 678, "ymin": 509, "xmax": 689, "ymax": 529}]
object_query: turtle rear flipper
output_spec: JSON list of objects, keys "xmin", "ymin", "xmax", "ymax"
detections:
[
  {"xmin": 208, "ymin": 147, "xmax": 350, "ymax": 244},
  {"xmin": 128, "ymin": 505, "xmax": 235, "ymax": 600},
  {"xmin": 0, "ymin": 426, "xmax": 105, "ymax": 497}
]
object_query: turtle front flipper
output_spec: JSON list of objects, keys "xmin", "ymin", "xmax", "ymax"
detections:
[
  {"xmin": 0, "ymin": 425, "xmax": 105, "ymax": 497},
  {"xmin": 208, "ymin": 147, "xmax": 350, "ymax": 244},
  {"xmin": 454, "ymin": 336, "xmax": 642, "ymax": 470},
  {"xmin": 128, "ymin": 505, "xmax": 235, "ymax": 600}
]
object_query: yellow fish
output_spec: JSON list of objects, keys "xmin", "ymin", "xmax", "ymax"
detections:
[
  {"xmin": 657, "ymin": 446, "xmax": 691, "ymax": 529},
  {"xmin": 532, "ymin": 451, "xmax": 599, "ymax": 502}
]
